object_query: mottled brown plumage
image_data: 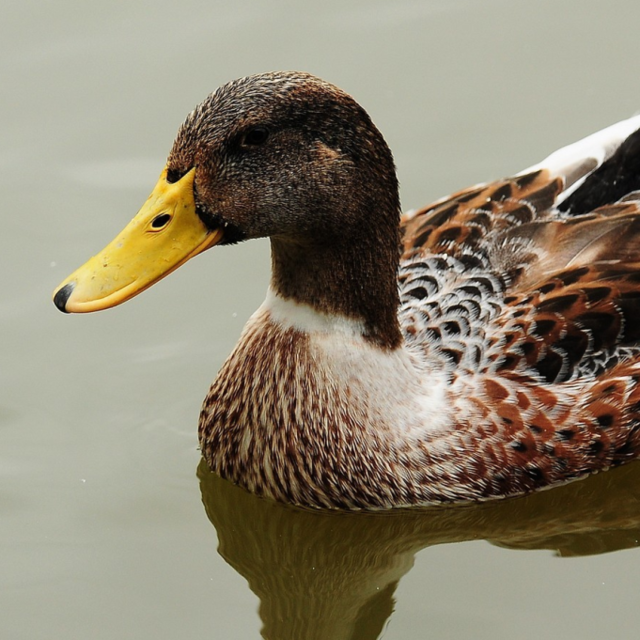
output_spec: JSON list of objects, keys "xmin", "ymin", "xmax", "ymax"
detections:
[
  {"xmin": 182, "ymin": 74, "xmax": 640, "ymax": 508},
  {"xmin": 58, "ymin": 71, "xmax": 640, "ymax": 509}
]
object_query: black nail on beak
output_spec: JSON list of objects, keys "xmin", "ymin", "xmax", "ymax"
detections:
[{"xmin": 53, "ymin": 283, "xmax": 75, "ymax": 313}]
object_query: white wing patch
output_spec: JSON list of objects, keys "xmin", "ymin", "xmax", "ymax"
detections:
[{"xmin": 520, "ymin": 114, "xmax": 640, "ymax": 206}]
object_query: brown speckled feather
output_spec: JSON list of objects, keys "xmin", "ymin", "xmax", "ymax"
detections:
[
  {"xmin": 390, "ymin": 131, "xmax": 640, "ymax": 505},
  {"xmin": 401, "ymin": 169, "xmax": 563, "ymax": 260}
]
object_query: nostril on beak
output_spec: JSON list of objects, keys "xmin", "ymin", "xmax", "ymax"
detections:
[{"xmin": 53, "ymin": 283, "xmax": 75, "ymax": 313}]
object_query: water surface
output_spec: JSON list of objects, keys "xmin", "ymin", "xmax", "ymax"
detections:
[{"xmin": 4, "ymin": 1, "xmax": 640, "ymax": 638}]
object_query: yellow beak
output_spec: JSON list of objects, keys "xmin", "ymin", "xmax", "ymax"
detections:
[{"xmin": 53, "ymin": 167, "xmax": 223, "ymax": 313}]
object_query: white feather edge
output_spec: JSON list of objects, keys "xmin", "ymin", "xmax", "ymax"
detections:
[
  {"xmin": 519, "ymin": 114, "xmax": 640, "ymax": 206},
  {"xmin": 404, "ymin": 114, "xmax": 640, "ymax": 222}
]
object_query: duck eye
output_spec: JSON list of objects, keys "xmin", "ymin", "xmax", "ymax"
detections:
[
  {"xmin": 242, "ymin": 126, "xmax": 270, "ymax": 147},
  {"xmin": 151, "ymin": 213, "xmax": 171, "ymax": 229}
]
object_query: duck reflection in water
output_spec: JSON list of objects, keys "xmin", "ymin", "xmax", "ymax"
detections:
[{"xmin": 199, "ymin": 460, "xmax": 640, "ymax": 640}]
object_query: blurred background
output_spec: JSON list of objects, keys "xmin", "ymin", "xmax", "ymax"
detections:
[{"xmin": 4, "ymin": 1, "xmax": 640, "ymax": 638}]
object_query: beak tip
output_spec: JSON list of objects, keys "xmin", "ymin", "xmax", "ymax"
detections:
[{"xmin": 53, "ymin": 282, "xmax": 75, "ymax": 313}]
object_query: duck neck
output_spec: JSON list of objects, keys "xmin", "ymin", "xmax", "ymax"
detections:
[{"xmin": 270, "ymin": 229, "xmax": 403, "ymax": 349}]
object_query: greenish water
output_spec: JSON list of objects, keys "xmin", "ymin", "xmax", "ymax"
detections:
[{"xmin": 4, "ymin": 1, "xmax": 640, "ymax": 638}]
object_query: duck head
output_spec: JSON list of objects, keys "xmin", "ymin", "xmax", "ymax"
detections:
[{"xmin": 53, "ymin": 72, "xmax": 402, "ymax": 347}]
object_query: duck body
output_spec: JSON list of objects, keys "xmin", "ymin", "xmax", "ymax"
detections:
[{"xmin": 55, "ymin": 72, "xmax": 640, "ymax": 509}]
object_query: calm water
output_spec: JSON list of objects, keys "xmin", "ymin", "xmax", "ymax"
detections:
[{"xmin": 4, "ymin": 1, "xmax": 640, "ymax": 638}]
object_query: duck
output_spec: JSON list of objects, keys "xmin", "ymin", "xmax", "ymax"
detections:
[{"xmin": 53, "ymin": 71, "xmax": 640, "ymax": 509}]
